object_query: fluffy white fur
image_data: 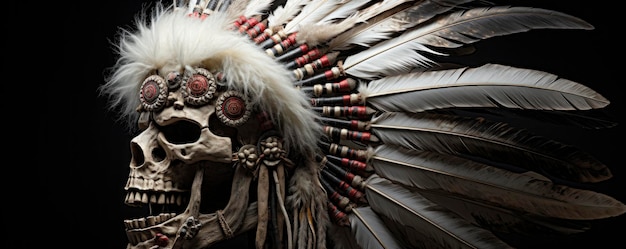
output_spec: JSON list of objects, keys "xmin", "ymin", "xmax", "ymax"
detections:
[{"xmin": 100, "ymin": 2, "xmax": 322, "ymax": 156}]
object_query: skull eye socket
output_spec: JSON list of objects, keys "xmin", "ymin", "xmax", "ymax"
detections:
[
  {"xmin": 140, "ymin": 75, "xmax": 168, "ymax": 111},
  {"xmin": 158, "ymin": 121, "xmax": 201, "ymax": 144},
  {"xmin": 182, "ymin": 68, "xmax": 217, "ymax": 106},
  {"xmin": 209, "ymin": 113, "xmax": 239, "ymax": 139},
  {"xmin": 215, "ymin": 90, "xmax": 252, "ymax": 127}
]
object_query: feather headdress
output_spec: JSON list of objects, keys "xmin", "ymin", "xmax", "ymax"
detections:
[{"xmin": 100, "ymin": 0, "xmax": 624, "ymax": 248}]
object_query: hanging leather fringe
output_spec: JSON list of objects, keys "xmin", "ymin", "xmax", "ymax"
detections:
[
  {"xmin": 274, "ymin": 164, "xmax": 288, "ymax": 249},
  {"xmin": 256, "ymin": 165, "xmax": 269, "ymax": 249},
  {"xmin": 269, "ymin": 171, "xmax": 278, "ymax": 248}
]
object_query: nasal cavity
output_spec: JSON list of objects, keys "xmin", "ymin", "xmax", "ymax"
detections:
[{"xmin": 130, "ymin": 142, "xmax": 167, "ymax": 166}]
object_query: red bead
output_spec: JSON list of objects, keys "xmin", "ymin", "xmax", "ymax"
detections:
[{"xmin": 155, "ymin": 233, "xmax": 169, "ymax": 247}]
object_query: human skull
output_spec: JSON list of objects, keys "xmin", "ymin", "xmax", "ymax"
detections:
[
  {"xmin": 102, "ymin": 5, "xmax": 325, "ymax": 247},
  {"xmin": 122, "ymin": 68, "xmax": 263, "ymax": 248}
]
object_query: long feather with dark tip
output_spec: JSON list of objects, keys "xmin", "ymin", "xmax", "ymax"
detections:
[
  {"xmin": 369, "ymin": 112, "xmax": 612, "ymax": 183},
  {"xmin": 364, "ymin": 174, "xmax": 515, "ymax": 249},
  {"xmin": 342, "ymin": 28, "xmax": 441, "ymax": 80},
  {"xmin": 416, "ymin": 189, "xmax": 594, "ymax": 236},
  {"xmin": 436, "ymin": 108, "xmax": 618, "ymax": 130},
  {"xmin": 341, "ymin": 6, "xmax": 593, "ymax": 80},
  {"xmin": 370, "ymin": 144, "xmax": 626, "ymax": 219},
  {"xmin": 414, "ymin": 6, "xmax": 594, "ymax": 49},
  {"xmin": 359, "ymin": 63, "xmax": 610, "ymax": 113},
  {"xmin": 349, "ymin": 206, "xmax": 405, "ymax": 249},
  {"xmin": 328, "ymin": 0, "xmax": 473, "ymax": 51}
]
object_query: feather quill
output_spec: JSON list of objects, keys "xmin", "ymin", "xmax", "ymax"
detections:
[
  {"xmin": 342, "ymin": 6, "xmax": 593, "ymax": 80},
  {"xmin": 349, "ymin": 206, "xmax": 404, "ymax": 249},
  {"xmin": 371, "ymin": 144, "xmax": 626, "ymax": 219},
  {"xmin": 369, "ymin": 112, "xmax": 612, "ymax": 183},
  {"xmin": 361, "ymin": 63, "xmax": 610, "ymax": 113},
  {"xmin": 365, "ymin": 174, "xmax": 514, "ymax": 249}
]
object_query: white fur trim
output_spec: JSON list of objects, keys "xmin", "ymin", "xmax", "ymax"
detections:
[{"xmin": 100, "ymin": 2, "xmax": 322, "ymax": 155}]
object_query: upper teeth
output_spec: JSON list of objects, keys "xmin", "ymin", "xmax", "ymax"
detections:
[{"xmin": 125, "ymin": 191, "xmax": 188, "ymax": 206}]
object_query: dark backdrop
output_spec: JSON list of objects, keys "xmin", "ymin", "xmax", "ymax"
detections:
[{"xmin": 53, "ymin": 0, "xmax": 624, "ymax": 248}]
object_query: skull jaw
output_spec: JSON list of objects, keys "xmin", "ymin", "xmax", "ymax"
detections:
[
  {"xmin": 125, "ymin": 163, "xmax": 257, "ymax": 248},
  {"xmin": 125, "ymin": 84, "xmax": 267, "ymax": 248},
  {"xmin": 124, "ymin": 205, "xmax": 259, "ymax": 249}
]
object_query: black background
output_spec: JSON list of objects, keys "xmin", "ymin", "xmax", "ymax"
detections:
[{"xmin": 53, "ymin": 0, "xmax": 625, "ymax": 248}]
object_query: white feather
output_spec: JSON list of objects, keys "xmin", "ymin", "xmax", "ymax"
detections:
[
  {"xmin": 341, "ymin": 5, "xmax": 594, "ymax": 80},
  {"xmin": 328, "ymin": 0, "xmax": 472, "ymax": 51},
  {"xmin": 328, "ymin": 2, "xmax": 416, "ymax": 51},
  {"xmin": 296, "ymin": 14, "xmax": 360, "ymax": 46},
  {"xmin": 353, "ymin": 0, "xmax": 415, "ymax": 23},
  {"xmin": 362, "ymin": 63, "xmax": 610, "ymax": 112},
  {"xmin": 318, "ymin": 0, "xmax": 371, "ymax": 24},
  {"xmin": 284, "ymin": 0, "xmax": 342, "ymax": 33},
  {"xmin": 267, "ymin": 0, "xmax": 311, "ymax": 28},
  {"xmin": 244, "ymin": 0, "xmax": 274, "ymax": 17},
  {"xmin": 411, "ymin": 6, "xmax": 593, "ymax": 49},
  {"xmin": 349, "ymin": 207, "xmax": 404, "ymax": 249},
  {"xmin": 365, "ymin": 174, "xmax": 514, "ymax": 249},
  {"xmin": 371, "ymin": 144, "xmax": 626, "ymax": 219},
  {"xmin": 342, "ymin": 31, "xmax": 441, "ymax": 80}
]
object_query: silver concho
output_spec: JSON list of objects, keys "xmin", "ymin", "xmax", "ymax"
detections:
[
  {"xmin": 216, "ymin": 90, "xmax": 251, "ymax": 127},
  {"xmin": 140, "ymin": 75, "xmax": 168, "ymax": 111},
  {"xmin": 181, "ymin": 67, "xmax": 217, "ymax": 106}
]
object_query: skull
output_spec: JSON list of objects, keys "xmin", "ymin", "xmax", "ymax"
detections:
[
  {"xmin": 103, "ymin": 7, "xmax": 327, "ymax": 247},
  {"xmin": 122, "ymin": 68, "xmax": 263, "ymax": 248}
]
